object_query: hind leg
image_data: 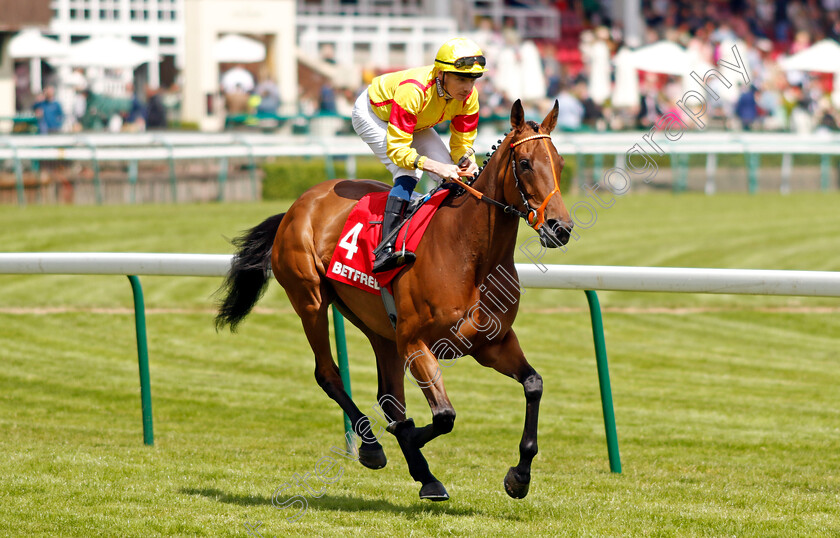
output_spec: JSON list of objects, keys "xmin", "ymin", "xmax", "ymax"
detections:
[{"xmin": 282, "ymin": 280, "xmax": 386, "ymax": 470}]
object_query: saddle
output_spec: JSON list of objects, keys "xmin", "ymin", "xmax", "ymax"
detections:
[{"xmin": 327, "ymin": 184, "xmax": 457, "ymax": 326}]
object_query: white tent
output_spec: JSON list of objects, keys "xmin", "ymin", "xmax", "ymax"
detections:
[
  {"xmin": 779, "ymin": 39, "xmax": 840, "ymax": 73},
  {"xmin": 213, "ymin": 34, "xmax": 266, "ymax": 63},
  {"xmin": 629, "ymin": 41, "xmax": 691, "ymax": 76},
  {"xmin": 9, "ymin": 29, "xmax": 67, "ymax": 58},
  {"xmin": 57, "ymin": 36, "xmax": 158, "ymax": 69},
  {"xmin": 9, "ymin": 29, "xmax": 69, "ymax": 93},
  {"xmin": 779, "ymin": 40, "xmax": 840, "ymax": 108}
]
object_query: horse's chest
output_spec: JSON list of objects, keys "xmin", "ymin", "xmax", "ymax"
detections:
[{"xmin": 429, "ymin": 278, "xmax": 520, "ymax": 355}]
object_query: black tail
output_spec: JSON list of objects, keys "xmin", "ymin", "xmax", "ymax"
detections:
[{"xmin": 215, "ymin": 213, "xmax": 286, "ymax": 332}]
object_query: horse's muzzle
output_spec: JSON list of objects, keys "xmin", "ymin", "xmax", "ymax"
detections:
[{"xmin": 539, "ymin": 219, "xmax": 574, "ymax": 248}]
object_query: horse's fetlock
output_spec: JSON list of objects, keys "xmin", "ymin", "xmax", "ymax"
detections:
[
  {"xmin": 520, "ymin": 439, "xmax": 538, "ymax": 459},
  {"xmin": 433, "ymin": 409, "xmax": 456, "ymax": 434}
]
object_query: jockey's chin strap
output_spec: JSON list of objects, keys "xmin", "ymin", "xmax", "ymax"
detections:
[{"xmin": 451, "ymin": 133, "xmax": 560, "ymax": 231}]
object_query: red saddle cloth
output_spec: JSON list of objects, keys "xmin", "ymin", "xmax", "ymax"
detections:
[{"xmin": 327, "ymin": 189, "xmax": 450, "ymax": 294}]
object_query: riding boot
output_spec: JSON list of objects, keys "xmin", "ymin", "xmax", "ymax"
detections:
[{"xmin": 372, "ymin": 196, "xmax": 416, "ymax": 273}]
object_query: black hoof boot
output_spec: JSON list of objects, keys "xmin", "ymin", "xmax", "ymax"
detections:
[
  {"xmin": 419, "ymin": 480, "xmax": 449, "ymax": 501},
  {"xmin": 358, "ymin": 446, "xmax": 387, "ymax": 470},
  {"xmin": 503, "ymin": 467, "xmax": 530, "ymax": 499}
]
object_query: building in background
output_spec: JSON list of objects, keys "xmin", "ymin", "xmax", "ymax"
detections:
[
  {"xmin": 0, "ymin": 0, "xmax": 52, "ymax": 127},
  {"xmin": 47, "ymin": 0, "xmax": 183, "ymax": 90}
]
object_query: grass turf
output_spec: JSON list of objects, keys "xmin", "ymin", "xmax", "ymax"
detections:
[{"xmin": 1, "ymin": 192, "xmax": 839, "ymax": 536}]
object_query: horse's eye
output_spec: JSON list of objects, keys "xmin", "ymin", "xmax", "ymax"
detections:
[{"xmin": 519, "ymin": 159, "xmax": 531, "ymax": 171}]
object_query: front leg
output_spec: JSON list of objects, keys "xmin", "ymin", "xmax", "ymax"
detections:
[
  {"xmin": 474, "ymin": 330, "xmax": 542, "ymax": 499},
  {"xmin": 389, "ymin": 341, "xmax": 456, "ymax": 501}
]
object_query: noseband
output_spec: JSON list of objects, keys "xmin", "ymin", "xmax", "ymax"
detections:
[{"xmin": 453, "ymin": 133, "xmax": 561, "ymax": 231}]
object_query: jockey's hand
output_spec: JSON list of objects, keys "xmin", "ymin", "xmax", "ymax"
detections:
[
  {"xmin": 459, "ymin": 159, "xmax": 479, "ymax": 177},
  {"xmin": 424, "ymin": 159, "xmax": 464, "ymax": 182}
]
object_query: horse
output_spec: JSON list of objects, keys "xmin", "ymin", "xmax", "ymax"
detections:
[{"xmin": 215, "ymin": 99, "xmax": 574, "ymax": 501}]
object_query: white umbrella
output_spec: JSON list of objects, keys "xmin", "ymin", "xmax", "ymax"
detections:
[
  {"xmin": 213, "ymin": 34, "xmax": 266, "ymax": 63},
  {"xmin": 611, "ymin": 46, "xmax": 639, "ymax": 108},
  {"xmin": 9, "ymin": 29, "xmax": 67, "ymax": 58},
  {"xmin": 779, "ymin": 40, "xmax": 840, "ymax": 73},
  {"xmin": 629, "ymin": 41, "xmax": 691, "ymax": 76},
  {"xmin": 221, "ymin": 67, "xmax": 255, "ymax": 93},
  {"xmin": 518, "ymin": 41, "xmax": 547, "ymax": 101},
  {"xmin": 58, "ymin": 36, "xmax": 158, "ymax": 69},
  {"xmin": 494, "ymin": 46, "xmax": 521, "ymax": 101}
]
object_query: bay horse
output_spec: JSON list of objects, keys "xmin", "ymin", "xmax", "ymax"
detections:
[{"xmin": 215, "ymin": 100, "xmax": 573, "ymax": 501}]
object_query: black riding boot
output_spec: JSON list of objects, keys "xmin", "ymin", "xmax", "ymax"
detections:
[{"xmin": 372, "ymin": 196, "xmax": 416, "ymax": 273}]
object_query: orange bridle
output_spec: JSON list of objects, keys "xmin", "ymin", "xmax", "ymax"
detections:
[
  {"xmin": 451, "ymin": 132, "xmax": 562, "ymax": 230},
  {"xmin": 509, "ymin": 134, "xmax": 561, "ymax": 230}
]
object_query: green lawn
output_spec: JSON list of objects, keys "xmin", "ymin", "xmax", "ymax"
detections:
[{"xmin": 1, "ymin": 192, "xmax": 839, "ymax": 537}]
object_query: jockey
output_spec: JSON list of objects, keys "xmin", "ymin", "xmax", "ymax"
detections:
[{"xmin": 351, "ymin": 37, "xmax": 486, "ymax": 273}]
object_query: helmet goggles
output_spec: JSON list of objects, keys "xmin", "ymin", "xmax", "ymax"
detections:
[{"xmin": 437, "ymin": 55, "xmax": 486, "ymax": 69}]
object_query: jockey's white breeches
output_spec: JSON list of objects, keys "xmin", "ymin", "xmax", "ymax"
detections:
[{"xmin": 351, "ymin": 88, "xmax": 453, "ymax": 184}]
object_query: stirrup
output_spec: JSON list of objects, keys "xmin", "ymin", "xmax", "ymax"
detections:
[{"xmin": 372, "ymin": 248, "xmax": 415, "ymax": 274}]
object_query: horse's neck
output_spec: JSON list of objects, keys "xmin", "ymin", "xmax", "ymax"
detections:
[{"xmin": 437, "ymin": 151, "xmax": 519, "ymax": 281}]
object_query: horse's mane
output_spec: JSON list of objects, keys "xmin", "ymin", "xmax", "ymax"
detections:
[{"xmin": 470, "ymin": 120, "xmax": 541, "ymax": 183}]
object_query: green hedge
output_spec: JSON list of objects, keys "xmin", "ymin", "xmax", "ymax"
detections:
[
  {"xmin": 261, "ymin": 154, "xmax": 576, "ymax": 200},
  {"xmin": 261, "ymin": 157, "xmax": 392, "ymax": 200}
]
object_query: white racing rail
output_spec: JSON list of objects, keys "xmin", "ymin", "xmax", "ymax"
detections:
[
  {"xmin": 2, "ymin": 252, "xmax": 839, "ymax": 470},
  {"xmin": 2, "ymin": 253, "xmax": 840, "ymax": 297}
]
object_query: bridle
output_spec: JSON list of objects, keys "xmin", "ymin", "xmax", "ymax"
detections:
[{"xmin": 452, "ymin": 132, "xmax": 561, "ymax": 231}]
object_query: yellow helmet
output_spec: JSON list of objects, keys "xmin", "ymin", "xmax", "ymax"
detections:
[{"xmin": 434, "ymin": 37, "xmax": 487, "ymax": 78}]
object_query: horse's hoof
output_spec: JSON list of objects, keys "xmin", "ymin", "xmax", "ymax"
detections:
[
  {"xmin": 419, "ymin": 480, "xmax": 449, "ymax": 501},
  {"xmin": 358, "ymin": 446, "xmax": 387, "ymax": 470},
  {"xmin": 503, "ymin": 467, "xmax": 530, "ymax": 499}
]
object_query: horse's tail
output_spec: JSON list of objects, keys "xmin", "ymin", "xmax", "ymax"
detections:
[{"xmin": 215, "ymin": 212, "xmax": 286, "ymax": 332}]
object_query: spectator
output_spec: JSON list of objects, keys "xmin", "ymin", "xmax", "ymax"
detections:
[
  {"xmin": 125, "ymin": 83, "xmax": 146, "ymax": 131},
  {"xmin": 145, "ymin": 87, "xmax": 168, "ymax": 129},
  {"xmin": 319, "ymin": 82, "xmax": 337, "ymax": 114},
  {"xmin": 735, "ymin": 85, "xmax": 760, "ymax": 131},
  {"xmin": 32, "ymin": 86, "xmax": 64, "ymax": 134},
  {"xmin": 555, "ymin": 83, "xmax": 584, "ymax": 131}
]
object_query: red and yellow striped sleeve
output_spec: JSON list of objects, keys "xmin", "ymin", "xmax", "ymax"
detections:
[
  {"xmin": 448, "ymin": 88, "xmax": 480, "ymax": 164},
  {"xmin": 385, "ymin": 81, "xmax": 426, "ymax": 170}
]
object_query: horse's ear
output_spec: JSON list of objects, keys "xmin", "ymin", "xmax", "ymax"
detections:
[
  {"xmin": 510, "ymin": 99, "xmax": 525, "ymax": 131},
  {"xmin": 541, "ymin": 99, "xmax": 559, "ymax": 133}
]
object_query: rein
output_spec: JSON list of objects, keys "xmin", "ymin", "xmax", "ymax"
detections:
[{"xmin": 451, "ymin": 133, "xmax": 559, "ymax": 230}]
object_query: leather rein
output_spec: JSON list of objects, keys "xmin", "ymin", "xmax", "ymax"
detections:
[{"xmin": 451, "ymin": 133, "xmax": 561, "ymax": 231}]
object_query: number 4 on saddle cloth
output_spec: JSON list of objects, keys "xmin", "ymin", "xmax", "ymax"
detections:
[{"xmin": 327, "ymin": 187, "xmax": 454, "ymax": 303}]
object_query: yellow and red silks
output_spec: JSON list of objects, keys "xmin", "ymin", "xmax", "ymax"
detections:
[{"xmin": 367, "ymin": 65, "xmax": 479, "ymax": 171}]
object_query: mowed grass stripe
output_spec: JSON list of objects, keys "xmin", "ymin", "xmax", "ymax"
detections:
[{"xmin": 1, "ymin": 192, "xmax": 839, "ymax": 536}]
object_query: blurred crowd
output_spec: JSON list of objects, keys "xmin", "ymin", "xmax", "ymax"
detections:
[
  {"xmin": 13, "ymin": 0, "xmax": 840, "ymax": 134},
  {"xmin": 468, "ymin": 0, "xmax": 840, "ymax": 133}
]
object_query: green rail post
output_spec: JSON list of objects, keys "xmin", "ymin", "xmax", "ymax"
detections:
[
  {"xmin": 237, "ymin": 138, "xmax": 259, "ymax": 200},
  {"xmin": 820, "ymin": 154, "xmax": 830, "ymax": 192},
  {"xmin": 127, "ymin": 276, "xmax": 154, "ymax": 446},
  {"xmin": 593, "ymin": 153, "xmax": 603, "ymax": 186},
  {"xmin": 159, "ymin": 139, "xmax": 178, "ymax": 203},
  {"xmin": 128, "ymin": 160, "xmax": 138, "ymax": 204},
  {"xmin": 747, "ymin": 153, "xmax": 759, "ymax": 194},
  {"xmin": 11, "ymin": 144, "xmax": 25, "ymax": 206},
  {"xmin": 331, "ymin": 306, "xmax": 355, "ymax": 453},
  {"xmin": 85, "ymin": 141, "xmax": 103, "ymax": 205},
  {"xmin": 217, "ymin": 157, "xmax": 228, "ymax": 202},
  {"xmin": 576, "ymin": 151, "xmax": 585, "ymax": 189},
  {"xmin": 584, "ymin": 290, "xmax": 621, "ymax": 473}
]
